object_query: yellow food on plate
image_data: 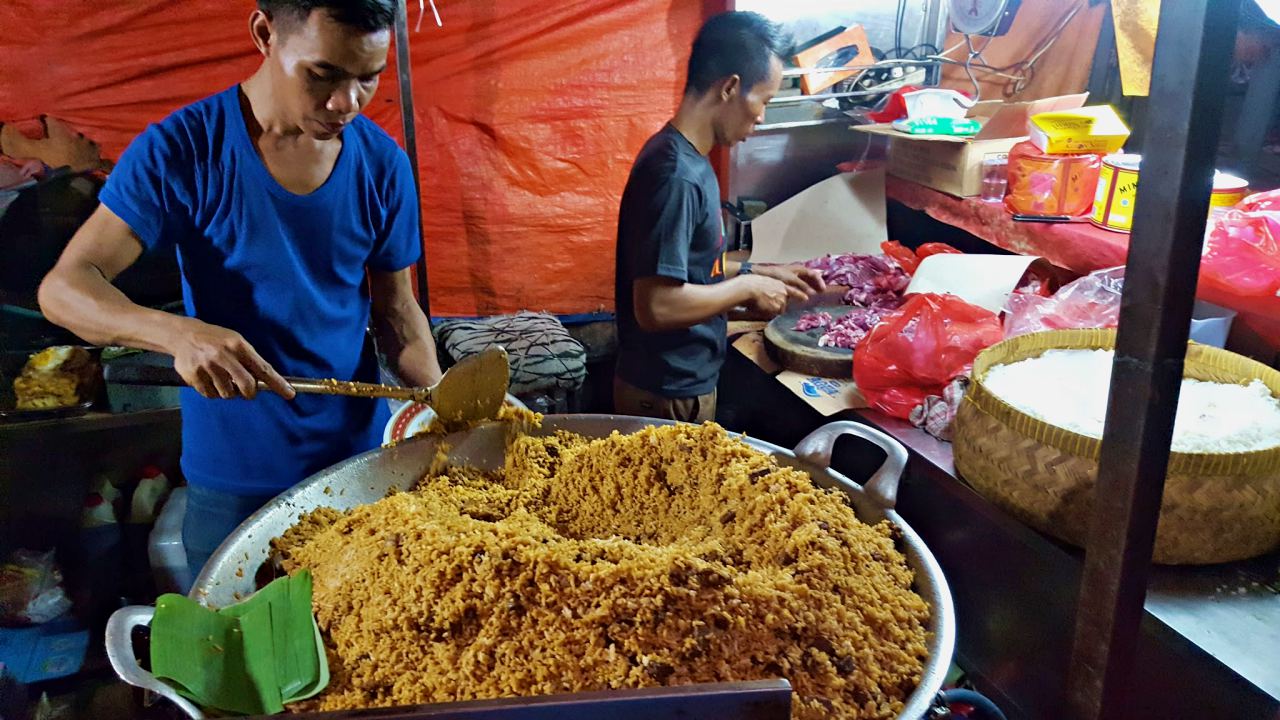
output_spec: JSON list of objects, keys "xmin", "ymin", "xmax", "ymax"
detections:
[
  {"xmin": 274, "ymin": 422, "xmax": 930, "ymax": 720},
  {"xmin": 13, "ymin": 346, "xmax": 98, "ymax": 410}
]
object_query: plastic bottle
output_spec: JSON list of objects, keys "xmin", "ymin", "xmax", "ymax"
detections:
[
  {"xmin": 148, "ymin": 487, "xmax": 193, "ymax": 595},
  {"xmin": 128, "ymin": 466, "xmax": 170, "ymax": 525}
]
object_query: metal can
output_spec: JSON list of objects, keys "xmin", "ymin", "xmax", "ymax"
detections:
[
  {"xmin": 1210, "ymin": 171, "xmax": 1249, "ymax": 209},
  {"xmin": 1091, "ymin": 153, "xmax": 1141, "ymax": 232}
]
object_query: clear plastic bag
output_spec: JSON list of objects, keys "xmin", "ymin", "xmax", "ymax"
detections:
[
  {"xmin": 1004, "ymin": 266, "xmax": 1125, "ymax": 338},
  {"xmin": 0, "ymin": 550, "xmax": 72, "ymax": 625}
]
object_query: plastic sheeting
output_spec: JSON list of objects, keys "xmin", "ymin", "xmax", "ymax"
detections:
[{"xmin": 0, "ymin": 0, "xmax": 713, "ymax": 316}]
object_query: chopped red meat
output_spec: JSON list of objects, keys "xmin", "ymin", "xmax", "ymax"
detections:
[
  {"xmin": 817, "ymin": 307, "xmax": 885, "ymax": 348},
  {"xmin": 793, "ymin": 311, "xmax": 832, "ymax": 332},
  {"xmin": 803, "ymin": 253, "xmax": 910, "ymax": 291},
  {"xmin": 791, "ymin": 253, "xmax": 915, "ymax": 348}
]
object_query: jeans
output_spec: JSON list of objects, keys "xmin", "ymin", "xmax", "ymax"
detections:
[{"xmin": 182, "ymin": 484, "xmax": 279, "ymax": 580}]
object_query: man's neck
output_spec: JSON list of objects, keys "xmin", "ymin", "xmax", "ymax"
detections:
[
  {"xmin": 240, "ymin": 68, "xmax": 306, "ymax": 140},
  {"xmin": 669, "ymin": 93, "xmax": 716, "ymax": 156}
]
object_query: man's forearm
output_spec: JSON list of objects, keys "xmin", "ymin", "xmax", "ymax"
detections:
[
  {"xmin": 39, "ymin": 262, "xmax": 187, "ymax": 352},
  {"xmin": 372, "ymin": 302, "xmax": 442, "ymax": 387},
  {"xmin": 634, "ymin": 277, "xmax": 752, "ymax": 332}
]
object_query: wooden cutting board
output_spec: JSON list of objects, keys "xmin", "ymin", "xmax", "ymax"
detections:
[{"xmin": 763, "ymin": 303, "xmax": 857, "ymax": 378}]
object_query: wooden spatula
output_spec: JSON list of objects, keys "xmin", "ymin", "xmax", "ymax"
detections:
[{"xmin": 104, "ymin": 347, "xmax": 511, "ymax": 426}]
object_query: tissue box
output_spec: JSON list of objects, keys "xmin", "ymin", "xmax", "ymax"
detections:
[{"xmin": 793, "ymin": 25, "xmax": 874, "ymax": 95}]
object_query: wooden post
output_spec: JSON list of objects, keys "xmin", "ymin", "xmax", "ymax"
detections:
[{"xmin": 1066, "ymin": 1, "xmax": 1242, "ymax": 718}]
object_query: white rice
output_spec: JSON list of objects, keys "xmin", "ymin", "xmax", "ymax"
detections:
[{"xmin": 982, "ymin": 349, "xmax": 1280, "ymax": 453}]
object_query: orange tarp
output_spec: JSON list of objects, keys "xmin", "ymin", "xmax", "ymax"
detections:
[{"xmin": 0, "ymin": 0, "xmax": 715, "ymax": 316}]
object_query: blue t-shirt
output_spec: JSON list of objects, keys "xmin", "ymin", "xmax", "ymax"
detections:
[{"xmin": 100, "ymin": 86, "xmax": 421, "ymax": 495}]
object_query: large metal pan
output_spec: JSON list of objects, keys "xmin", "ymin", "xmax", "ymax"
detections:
[{"xmin": 107, "ymin": 416, "xmax": 956, "ymax": 719}]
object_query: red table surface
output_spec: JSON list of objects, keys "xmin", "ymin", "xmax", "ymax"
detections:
[{"xmin": 886, "ymin": 176, "xmax": 1280, "ymax": 358}]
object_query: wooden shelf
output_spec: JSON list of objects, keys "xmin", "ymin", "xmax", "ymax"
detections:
[
  {"xmin": 0, "ymin": 407, "xmax": 180, "ymax": 435},
  {"xmin": 886, "ymin": 175, "xmax": 1280, "ymax": 359}
]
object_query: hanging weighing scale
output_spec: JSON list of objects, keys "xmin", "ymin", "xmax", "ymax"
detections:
[{"xmin": 948, "ymin": 0, "xmax": 1023, "ymax": 37}]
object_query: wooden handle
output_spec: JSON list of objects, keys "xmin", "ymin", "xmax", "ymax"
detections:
[
  {"xmin": 266, "ymin": 378, "xmax": 427, "ymax": 403},
  {"xmin": 105, "ymin": 364, "xmax": 426, "ymax": 402}
]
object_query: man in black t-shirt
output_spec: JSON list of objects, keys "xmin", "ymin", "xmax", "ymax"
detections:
[{"xmin": 614, "ymin": 11, "xmax": 824, "ymax": 422}]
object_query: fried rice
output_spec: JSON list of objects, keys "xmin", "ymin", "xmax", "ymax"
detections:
[{"xmin": 274, "ymin": 422, "xmax": 930, "ymax": 719}]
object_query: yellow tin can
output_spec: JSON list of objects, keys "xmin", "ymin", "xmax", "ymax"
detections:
[
  {"xmin": 1210, "ymin": 171, "xmax": 1249, "ymax": 209},
  {"xmin": 1091, "ymin": 153, "xmax": 1141, "ymax": 232}
]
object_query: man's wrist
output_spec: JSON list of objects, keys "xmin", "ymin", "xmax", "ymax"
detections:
[{"xmin": 738, "ymin": 261, "xmax": 753, "ymax": 276}]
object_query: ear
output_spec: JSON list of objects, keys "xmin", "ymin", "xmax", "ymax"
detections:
[
  {"xmin": 718, "ymin": 74, "xmax": 742, "ymax": 103},
  {"xmin": 249, "ymin": 9, "xmax": 273, "ymax": 57}
]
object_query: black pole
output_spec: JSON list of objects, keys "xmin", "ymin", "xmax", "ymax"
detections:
[
  {"xmin": 1066, "ymin": 2, "xmax": 1242, "ymax": 719},
  {"xmin": 394, "ymin": 0, "xmax": 431, "ymax": 317}
]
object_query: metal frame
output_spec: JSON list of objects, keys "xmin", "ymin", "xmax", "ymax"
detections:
[
  {"xmin": 1065, "ymin": 1, "xmax": 1244, "ymax": 719},
  {"xmin": 393, "ymin": 0, "xmax": 431, "ymax": 317}
]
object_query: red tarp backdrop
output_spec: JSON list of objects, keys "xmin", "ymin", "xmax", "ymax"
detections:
[{"xmin": 0, "ymin": 0, "xmax": 715, "ymax": 316}]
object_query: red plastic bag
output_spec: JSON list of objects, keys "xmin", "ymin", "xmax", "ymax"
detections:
[
  {"xmin": 880, "ymin": 241, "xmax": 921, "ymax": 274},
  {"xmin": 916, "ymin": 242, "xmax": 963, "ymax": 260},
  {"xmin": 1201, "ymin": 189, "xmax": 1280, "ymax": 303},
  {"xmin": 866, "ymin": 85, "xmax": 923, "ymax": 123},
  {"xmin": 853, "ymin": 293, "xmax": 1004, "ymax": 419},
  {"xmin": 1004, "ymin": 266, "xmax": 1124, "ymax": 338},
  {"xmin": 879, "ymin": 241, "xmax": 963, "ymax": 276}
]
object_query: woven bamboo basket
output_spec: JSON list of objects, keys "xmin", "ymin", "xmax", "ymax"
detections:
[{"xmin": 953, "ymin": 328, "xmax": 1280, "ymax": 565}]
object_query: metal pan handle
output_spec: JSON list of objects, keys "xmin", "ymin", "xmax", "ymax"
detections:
[
  {"xmin": 104, "ymin": 605, "xmax": 205, "ymax": 720},
  {"xmin": 792, "ymin": 420, "xmax": 908, "ymax": 510}
]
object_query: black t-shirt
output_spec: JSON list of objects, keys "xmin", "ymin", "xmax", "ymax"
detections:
[{"xmin": 614, "ymin": 124, "xmax": 726, "ymax": 398}]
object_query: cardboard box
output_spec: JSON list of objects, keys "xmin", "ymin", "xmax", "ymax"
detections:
[
  {"xmin": 747, "ymin": 169, "xmax": 888, "ymax": 264},
  {"xmin": 852, "ymin": 93, "xmax": 1088, "ymax": 197}
]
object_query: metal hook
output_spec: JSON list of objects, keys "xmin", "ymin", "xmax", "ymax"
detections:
[{"xmin": 414, "ymin": 0, "xmax": 442, "ymax": 31}]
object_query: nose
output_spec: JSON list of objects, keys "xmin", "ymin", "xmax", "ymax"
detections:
[{"xmin": 326, "ymin": 83, "xmax": 359, "ymax": 116}]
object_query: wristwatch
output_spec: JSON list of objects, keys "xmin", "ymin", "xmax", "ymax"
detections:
[{"xmin": 738, "ymin": 261, "xmax": 753, "ymax": 275}]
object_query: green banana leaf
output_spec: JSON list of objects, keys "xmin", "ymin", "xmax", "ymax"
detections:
[{"xmin": 149, "ymin": 570, "xmax": 327, "ymax": 716}]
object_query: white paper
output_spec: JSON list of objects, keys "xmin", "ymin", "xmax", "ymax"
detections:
[
  {"xmin": 748, "ymin": 170, "xmax": 888, "ymax": 265},
  {"xmin": 905, "ymin": 254, "xmax": 1040, "ymax": 313}
]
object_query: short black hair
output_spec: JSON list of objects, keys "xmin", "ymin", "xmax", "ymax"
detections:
[
  {"xmin": 685, "ymin": 12, "xmax": 788, "ymax": 95},
  {"xmin": 259, "ymin": 0, "xmax": 396, "ymax": 32}
]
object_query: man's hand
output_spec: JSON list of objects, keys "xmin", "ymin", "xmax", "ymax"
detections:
[
  {"xmin": 171, "ymin": 318, "xmax": 294, "ymax": 400},
  {"xmin": 739, "ymin": 275, "xmax": 794, "ymax": 316},
  {"xmin": 751, "ymin": 263, "xmax": 826, "ymax": 298}
]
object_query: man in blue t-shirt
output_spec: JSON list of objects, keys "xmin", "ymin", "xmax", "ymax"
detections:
[
  {"xmin": 614, "ymin": 12, "xmax": 825, "ymax": 423},
  {"xmin": 39, "ymin": 0, "xmax": 442, "ymax": 573}
]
